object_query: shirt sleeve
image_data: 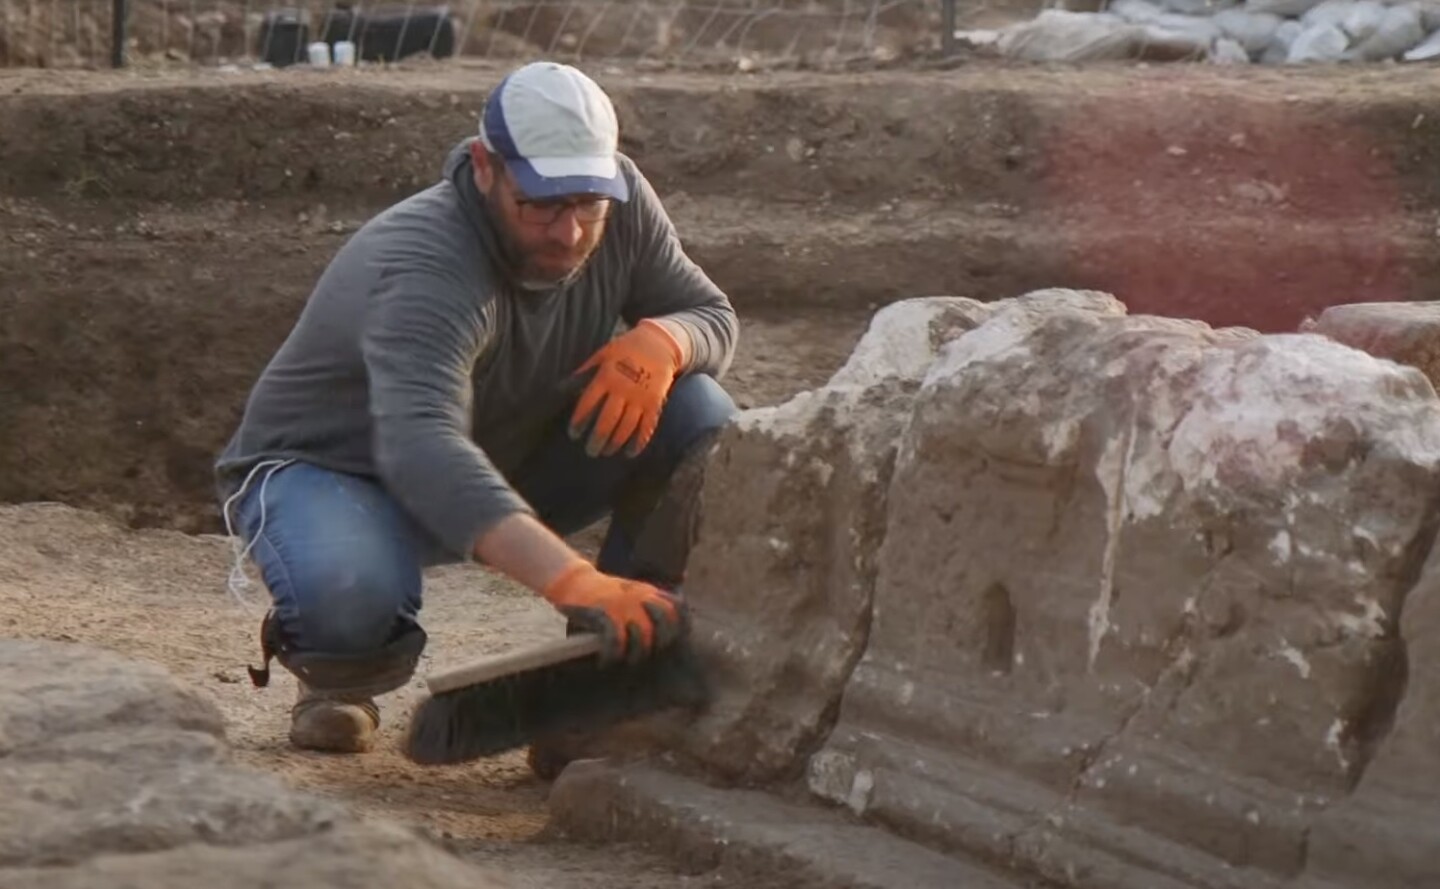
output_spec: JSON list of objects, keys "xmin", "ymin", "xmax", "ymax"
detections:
[
  {"xmin": 361, "ymin": 259, "xmax": 534, "ymax": 558},
  {"xmin": 621, "ymin": 163, "xmax": 739, "ymax": 379}
]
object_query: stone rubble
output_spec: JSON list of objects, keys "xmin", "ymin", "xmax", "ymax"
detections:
[
  {"xmin": 962, "ymin": 0, "xmax": 1440, "ymax": 64},
  {"xmin": 1302, "ymin": 301, "xmax": 1440, "ymax": 391}
]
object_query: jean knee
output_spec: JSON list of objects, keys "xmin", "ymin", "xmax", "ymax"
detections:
[
  {"xmin": 277, "ymin": 552, "xmax": 419, "ymax": 655},
  {"xmin": 230, "ymin": 461, "xmax": 426, "ymax": 658},
  {"xmin": 655, "ymin": 373, "xmax": 737, "ymax": 455}
]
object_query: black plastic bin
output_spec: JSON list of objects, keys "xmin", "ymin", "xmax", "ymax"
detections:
[
  {"xmin": 319, "ymin": 4, "xmax": 457, "ymax": 62},
  {"xmin": 256, "ymin": 10, "xmax": 310, "ymax": 67}
]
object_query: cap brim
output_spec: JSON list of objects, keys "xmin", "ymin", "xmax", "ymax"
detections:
[{"xmin": 505, "ymin": 156, "xmax": 630, "ymax": 203}]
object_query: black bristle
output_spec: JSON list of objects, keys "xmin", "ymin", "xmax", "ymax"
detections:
[{"xmin": 401, "ymin": 637, "xmax": 711, "ymax": 765}]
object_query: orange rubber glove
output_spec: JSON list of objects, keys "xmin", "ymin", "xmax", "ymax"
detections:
[
  {"xmin": 570, "ymin": 319, "xmax": 685, "ymax": 458},
  {"xmin": 542, "ymin": 561, "xmax": 686, "ymax": 664}
]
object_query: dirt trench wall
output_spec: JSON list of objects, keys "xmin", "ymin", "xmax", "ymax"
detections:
[
  {"xmin": 0, "ymin": 71, "xmax": 1038, "ymax": 207},
  {"xmin": 8, "ymin": 66, "xmax": 1440, "ymax": 214},
  {"xmin": 7, "ymin": 65, "xmax": 1440, "ymax": 532}
]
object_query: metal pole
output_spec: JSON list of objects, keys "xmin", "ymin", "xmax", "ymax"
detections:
[
  {"xmin": 941, "ymin": 0, "xmax": 956, "ymax": 55},
  {"xmin": 112, "ymin": 0, "xmax": 127, "ymax": 67}
]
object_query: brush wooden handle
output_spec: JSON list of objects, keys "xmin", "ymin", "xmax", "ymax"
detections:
[{"xmin": 423, "ymin": 634, "xmax": 604, "ymax": 695}]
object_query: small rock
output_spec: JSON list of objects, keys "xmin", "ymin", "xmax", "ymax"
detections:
[
  {"xmin": 1210, "ymin": 37, "xmax": 1253, "ymax": 63},
  {"xmin": 1232, "ymin": 179, "xmax": 1287, "ymax": 204}
]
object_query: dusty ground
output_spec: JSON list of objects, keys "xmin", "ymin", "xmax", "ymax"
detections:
[
  {"xmin": 0, "ymin": 503, "xmax": 704, "ymax": 886},
  {"xmin": 0, "ymin": 300, "xmax": 855, "ymax": 885},
  {"xmin": 6, "ymin": 57, "xmax": 1440, "ymax": 885}
]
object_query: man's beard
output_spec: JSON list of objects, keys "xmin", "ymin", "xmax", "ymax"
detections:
[{"xmin": 483, "ymin": 184, "xmax": 596, "ymax": 292}]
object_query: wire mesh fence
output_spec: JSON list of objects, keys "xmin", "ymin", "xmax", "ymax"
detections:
[{"xmin": 0, "ymin": 0, "xmax": 1001, "ymax": 69}]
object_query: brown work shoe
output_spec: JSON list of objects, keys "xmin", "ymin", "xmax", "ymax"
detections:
[{"xmin": 290, "ymin": 683, "xmax": 380, "ymax": 753}]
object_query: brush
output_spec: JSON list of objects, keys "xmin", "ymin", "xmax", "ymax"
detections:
[
  {"xmin": 400, "ymin": 627, "xmax": 711, "ymax": 766},
  {"xmin": 401, "ymin": 418, "xmax": 722, "ymax": 766}
]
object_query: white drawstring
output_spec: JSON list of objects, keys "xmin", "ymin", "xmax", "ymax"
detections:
[{"xmin": 221, "ymin": 458, "xmax": 294, "ymax": 613}]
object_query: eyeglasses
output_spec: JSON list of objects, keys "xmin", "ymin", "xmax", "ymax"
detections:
[
  {"xmin": 514, "ymin": 196, "xmax": 613, "ymax": 226},
  {"xmin": 487, "ymin": 151, "xmax": 615, "ymax": 226}
]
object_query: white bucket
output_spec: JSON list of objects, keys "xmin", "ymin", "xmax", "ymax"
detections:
[
  {"xmin": 307, "ymin": 41, "xmax": 331, "ymax": 66},
  {"xmin": 333, "ymin": 40, "xmax": 358, "ymax": 66}
]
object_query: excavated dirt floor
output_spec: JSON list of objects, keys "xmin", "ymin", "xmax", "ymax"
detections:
[{"xmin": 5, "ymin": 58, "xmax": 1440, "ymax": 885}]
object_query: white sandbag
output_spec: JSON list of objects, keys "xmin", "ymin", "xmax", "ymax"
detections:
[
  {"xmin": 1401, "ymin": 24, "xmax": 1440, "ymax": 56},
  {"xmin": 994, "ymin": 9, "xmax": 1210, "ymax": 61},
  {"xmin": 1344, "ymin": 1, "xmax": 1426, "ymax": 57},
  {"xmin": 1379, "ymin": 0, "xmax": 1437, "ymax": 20},
  {"xmin": 1286, "ymin": 20, "xmax": 1352, "ymax": 59},
  {"xmin": 994, "ymin": 10, "xmax": 1135, "ymax": 61},
  {"xmin": 1246, "ymin": 0, "xmax": 1325, "ymax": 18},
  {"xmin": 1421, "ymin": 2, "xmax": 1440, "ymax": 31},
  {"xmin": 1210, "ymin": 35, "xmax": 1255, "ymax": 60},
  {"xmin": 1302, "ymin": 0, "xmax": 1360, "ymax": 29},
  {"xmin": 1109, "ymin": 0, "xmax": 1166, "ymax": 20},
  {"xmin": 1153, "ymin": 11, "xmax": 1226, "ymax": 41},
  {"xmin": 1160, "ymin": 0, "xmax": 1238, "ymax": 14},
  {"xmin": 1340, "ymin": 0, "xmax": 1388, "ymax": 40},
  {"xmin": 1261, "ymin": 18, "xmax": 1306, "ymax": 60},
  {"xmin": 1213, "ymin": 8, "xmax": 1284, "ymax": 54}
]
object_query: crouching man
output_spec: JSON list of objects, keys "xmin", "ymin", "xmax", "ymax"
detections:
[{"xmin": 215, "ymin": 60, "xmax": 738, "ymax": 756}]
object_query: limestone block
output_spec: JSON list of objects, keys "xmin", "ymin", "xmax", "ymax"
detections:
[
  {"xmin": 0, "ymin": 638, "xmax": 511, "ymax": 888},
  {"xmin": 670, "ymin": 296, "xmax": 996, "ymax": 782},
  {"xmin": 1299, "ymin": 542, "xmax": 1440, "ymax": 889},
  {"xmin": 1303, "ymin": 300, "xmax": 1440, "ymax": 391},
  {"xmin": 548, "ymin": 760, "xmax": 1019, "ymax": 889},
  {"xmin": 810, "ymin": 293, "xmax": 1440, "ymax": 888}
]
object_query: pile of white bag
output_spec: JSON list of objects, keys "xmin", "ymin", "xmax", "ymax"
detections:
[{"xmin": 968, "ymin": 0, "xmax": 1440, "ymax": 63}]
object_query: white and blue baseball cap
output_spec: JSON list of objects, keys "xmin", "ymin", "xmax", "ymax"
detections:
[{"xmin": 479, "ymin": 62, "xmax": 630, "ymax": 203}]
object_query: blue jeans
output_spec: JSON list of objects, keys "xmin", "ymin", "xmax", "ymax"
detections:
[{"xmin": 224, "ymin": 373, "xmax": 735, "ymax": 662}]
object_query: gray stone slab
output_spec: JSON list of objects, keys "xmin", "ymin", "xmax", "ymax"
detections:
[
  {"xmin": 0, "ymin": 637, "xmax": 514, "ymax": 888},
  {"xmin": 548, "ymin": 759, "xmax": 1037, "ymax": 889}
]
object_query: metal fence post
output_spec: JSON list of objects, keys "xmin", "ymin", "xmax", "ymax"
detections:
[
  {"xmin": 941, "ymin": 0, "xmax": 956, "ymax": 55},
  {"xmin": 112, "ymin": 0, "xmax": 128, "ymax": 67}
]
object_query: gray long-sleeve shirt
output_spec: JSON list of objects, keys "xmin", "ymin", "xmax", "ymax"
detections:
[{"xmin": 216, "ymin": 138, "xmax": 738, "ymax": 557}]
